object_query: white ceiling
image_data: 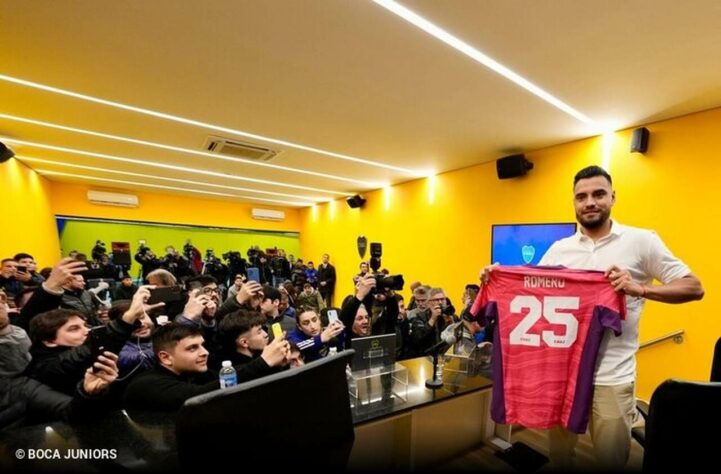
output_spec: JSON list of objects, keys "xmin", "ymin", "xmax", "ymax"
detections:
[{"xmin": 2, "ymin": 0, "xmax": 721, "ymax": 207}]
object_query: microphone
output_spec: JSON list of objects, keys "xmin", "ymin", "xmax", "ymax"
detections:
[{"xmin": 425, "ymin": 332, "xmax": 456, "ymax": 389}]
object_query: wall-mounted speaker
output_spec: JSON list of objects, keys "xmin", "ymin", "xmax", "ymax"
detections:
[
  {"xmin": 496, "ymin": 154, "xmax": 533, "ymax": 179},
  {"xmin": 630, "ymin": 127, "xmax": 650, "ymax": 153},
  {"xmin": 346, "ymin": 194, "xmax": 366, "ymax": 209},
  {"xmin": 0, "ymin": 141, "xmax": 15, "ymax": 164}
]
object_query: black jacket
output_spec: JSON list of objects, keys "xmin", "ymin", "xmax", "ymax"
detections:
[
  {"xmin": 26, "ymin": 318, "xmax": 135, "ymax": 395},
  {"xmin": 0, "ymin": 376, "xmax": 111, "ymax": 431}
]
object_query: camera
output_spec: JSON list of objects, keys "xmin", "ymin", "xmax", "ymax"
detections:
[
  {"xmin": 373, "ymin": 273, "xmax": 405, "ymax": 293},
  {"xmin": 91, "ymin": 240, "xmax": 107, "ymax": 261},
  {"xmin": 222, "ymin": 251, "xmax": 241, "ymax": 261},
  {"xmin": 442, "ymin": 304, "xmax": 456, "ymax": 317}
]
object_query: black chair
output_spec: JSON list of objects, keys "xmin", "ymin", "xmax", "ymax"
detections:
[
  {"xmin": 709, "ymin": 336, "xmax": 721, "ymax": 382},
  {"xmin": 632, "ymin": 335, "xmax": 721, "ymax": 448},
  {"xmin": 642, "ymin": 378, "xmax": 721, "ymax": 471},
  {"xmin": 176, "ymin": 350, "xmax": 355, "ymax": 469}
]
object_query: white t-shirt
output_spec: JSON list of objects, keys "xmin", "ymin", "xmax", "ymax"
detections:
[{"xmin": 539, "ymin": 221, "xmax": 691, "ymax": 385}]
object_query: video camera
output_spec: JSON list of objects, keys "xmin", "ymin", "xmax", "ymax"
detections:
[
  {"xmin": 222, "ymin": 251, "xmax": 242, "ymax": 262},
  {"xmin": 91, "ymin": 240, "xmax": 107, "ymax": 261}
]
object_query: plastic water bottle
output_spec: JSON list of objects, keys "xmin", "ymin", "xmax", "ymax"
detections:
[
  {"xmin": 328, "ymin": 346, "xmax": 338, "ymax": 356},
  {"xmin": 219, "ymin": 360, "xmax": 237, "ymax": 388}
]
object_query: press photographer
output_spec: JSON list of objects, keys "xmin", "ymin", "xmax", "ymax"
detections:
[
  {"xmin": 222, "ymin": 251, "xmax": 247, "ymax": 284},
  {"xmin": 407, "ymin": 287, "xmax": 454, "ymax": 358},
  {"xmin": 91, "ymin": 240, "xmax": 107, "ymax": 261},
  {"xmin": 201, "ymin": 249, "xmax": 228, "ymax": 285},
  {"xmin": 161, "ymin": 246, "xmax": 194, "ymax": 281},
  {"xmin": 134, "ymin": 243, "xmax": 160, "ymax": 279}
]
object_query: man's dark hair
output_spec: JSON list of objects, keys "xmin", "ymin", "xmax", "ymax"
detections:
[
  {"xmin": 262, "ymin": 285, "xmax": 281, "ymax": 302},
  {"xmin": 574, "ymin": 165, "xmax": 612, "ymax": 187},
  {"xmin": 465, "ymin": 284, "xmax": 481, "ymax": 292},
  {"xmin": 29, "ymin": 309, "xmax": 86, "ymax": 346},
  {"xmin": 13, "ymin": 253, "xmax": 33, "ymax": 262},
  {"xmin": 218, "ymin": 310, "xmax": 266, "ymax": 350},
  {"xmin": 152, "ymin": 323, "xmax": 203, "ymax": 355},
  {"xmin": 185, "ymin": 274, "xmax": 218, "ymax": 291}
]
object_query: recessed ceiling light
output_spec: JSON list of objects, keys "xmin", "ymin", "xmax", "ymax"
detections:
[
  {"xmin": 372, "ymin": 0, "xmax": 594, "ymax": 125},
  {"xmin": 0, "ymin": 74, "xmax": 423, "ymax": 176},
  {"xmin": 34, "ymin": 169, "xmax": 313, "ymax": 206},
  {"xmin": 0, "ymin": 136, "xmax": 348, "ymax": 195},
  {"xmin": 0, "ymin": 113, "xmax": 386, "ymax": 187},
  {"xmin": 17, "ymin": 156, "xmax": 327, "ymax": 202}
]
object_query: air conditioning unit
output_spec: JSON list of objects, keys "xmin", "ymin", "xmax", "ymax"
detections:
[
  {"xmin": 204, "ymin": 136, "xmax": 279, "ymax": 161},
  {"xmin": 251, "ymin": 208, "xmax": 285, "ymax": 222},
  {"xmin": 87, "ymin": 190, "xmax": 139, "ymax": 208}
]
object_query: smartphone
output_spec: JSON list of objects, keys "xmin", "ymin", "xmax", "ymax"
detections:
[
  {"xmin": 16, "ymin": 265, "xmax": 27, "ymax": 273},
  {"xmin": 271, "ymin": 322, "xmax": 283, "ymax": 339},
  {"xmin": 88, "ymin": 326, "xmax": 110, "ymax": 372},
  {"xmin": 246, "ymin": 267, "xmax": 260, "ymax": 283},
  {"xmin": 327, "ymin": 309, "xmax": 339, "ymax": 325},
  {"xmin": 147, "ymin": 285, "xmax": 183, "ymax": 305}
]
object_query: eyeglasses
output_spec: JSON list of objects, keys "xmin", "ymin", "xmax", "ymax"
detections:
[
  {"xmin": 430, "ymin": 298, "xmax": 445, "ymax": 303},
  {"xmin": 202, "ymin": 287, "xmax": 220, "ymax": 295}
]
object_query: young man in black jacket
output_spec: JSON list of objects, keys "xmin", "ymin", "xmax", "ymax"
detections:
[{"xmin": 125, "ymin": 320, "xmax": 289, "ymax": 411}]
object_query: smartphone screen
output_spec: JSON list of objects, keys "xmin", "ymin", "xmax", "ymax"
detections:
[{"xmin": 147, "ymin": 286, "xmax": 183, "ymax": 305}]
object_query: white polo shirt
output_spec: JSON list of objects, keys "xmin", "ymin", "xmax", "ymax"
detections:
[{"xmin": 539, "ymin": 221, "xmax": 691, "ymax": 385}]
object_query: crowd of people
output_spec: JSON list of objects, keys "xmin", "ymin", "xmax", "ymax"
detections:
[{"xmin": 1, "ymin": 245, "xmax": 478, "ymax": 430}]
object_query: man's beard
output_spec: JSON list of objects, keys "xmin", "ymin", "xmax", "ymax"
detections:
[{"xmin": 577, "ymin": 209, "xmax": 610, "ymax": 230}]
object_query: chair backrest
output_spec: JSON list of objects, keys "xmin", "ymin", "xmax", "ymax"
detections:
[
  {"xmin": 710, "ymin": 336, "xmax": 721, "ymax": 382},
  {"xmin": 643, "ymin": 378, "xmax": 721, "ymax": 471},
  {"xmin": 175, "ymin": 350, "xmax": 355, "ymax": 469}
]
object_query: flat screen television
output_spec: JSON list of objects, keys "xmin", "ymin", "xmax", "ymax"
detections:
[{"xmin": 491, "ymin": 223, "xmax": 577, "ymax": 265}]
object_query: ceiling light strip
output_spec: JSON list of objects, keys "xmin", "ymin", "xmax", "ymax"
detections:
[
  {"xmin": 0, "ymin": 136, "xmax": 347, "ymax": 196},
  {"xmin": 0, "ymin": 113, "xmax": 383, "ymax": 187},
  {"xmin": 17, "ymin": 156, "xmax": 326, "ymax": 202},
  {"xmin": 0, "ymin": 74, "xmax": 421, "ymax": 176},
  {"xmin": 372, "ymin": 0, "xmax": 594, "ymax": 125},
  {"xmin": 34, "ymin": 169, "xmax": 311, "ymax": 206}
]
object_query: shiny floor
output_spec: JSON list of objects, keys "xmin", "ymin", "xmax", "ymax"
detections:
[{"xmin": 439, "ymin": 427, "xmax": 643, "ymax": 472}]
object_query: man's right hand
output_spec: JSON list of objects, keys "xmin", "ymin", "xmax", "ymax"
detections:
[
  {"xmin": 236, "ymin": 281, "xmax": 263, "ymax": 305},
  {"xmin": 261, "ymin": 337, "xmax": 290, "ymax": 367},
  {"xmin": 123, "ymin": 285, "xmax": 163, "ymax": 323},
  {"xmin": 479, "ymin": 263, "xmax": 500, "ymax": 286},
  {"xmin": 44, "ymin": 258, "xmax": 88, "ymax": 292},
  {"xmin": 355, "ymin": 274, "xmax": 376, "ymax": 300}
]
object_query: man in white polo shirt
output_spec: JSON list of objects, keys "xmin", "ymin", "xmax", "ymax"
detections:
[{"xmin": 539, "ymin": 165, "xmax": 704, "ymax": 468}]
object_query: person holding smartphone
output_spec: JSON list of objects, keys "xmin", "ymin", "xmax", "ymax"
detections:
[
  {"xmin": 13, "ymin": 253, "xmax": 45, "ymax": 287},
  {"xmin": 25, "ymin": 285, "xmax": 162, "ymax": 395},
  {"xmin": 287, "ymin": 309, "xmax": 344, "ymax": 362}
]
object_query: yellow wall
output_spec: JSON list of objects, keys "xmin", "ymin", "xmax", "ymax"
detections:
[
  {"xmin": 0, "ymin": 159, "xmax": 60, "ymax": 266},
  {"xmin": 50, "ymin": 181, "xmax": 300, "ymax": 232},
  {"xmin": 299, "ymin": 107, "xmax": 721, "ymax": 399}
]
